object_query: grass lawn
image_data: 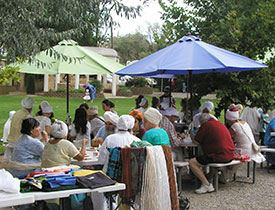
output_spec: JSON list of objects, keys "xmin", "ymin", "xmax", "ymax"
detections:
[{"xmin": 0, "ymin": 94, "xmax": 223, "ymax": 153}]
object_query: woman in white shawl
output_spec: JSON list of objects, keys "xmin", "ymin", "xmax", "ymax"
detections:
[{"xmin": 226, "ymin": 107, "xmax": 265, "ymax": 163}]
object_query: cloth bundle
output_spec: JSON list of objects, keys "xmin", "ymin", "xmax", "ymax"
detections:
[
  {"xmin": 162, "ymin": 145, "xmax": 180, "ymax": 210},
  {"xmin": 107, "ymin": 147, "xmax": 122, "ymax": 182},
  {"xmin": 140, "ymin": 146, "xmax": 172, "ymax": 210},
  {"xmin": 119, "ymin": 147, "xmax": 147, "ymax": 205}
]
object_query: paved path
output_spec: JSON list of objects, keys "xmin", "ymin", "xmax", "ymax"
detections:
[{"xmin": 104, "ymin": 92, "xmax": 217, "ymax": 99}]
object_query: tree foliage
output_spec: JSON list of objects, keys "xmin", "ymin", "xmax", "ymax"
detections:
[
  {"xmin": 157, "ymin": 0, "xmax": 275, "ymax": 115},
  {"xmin": 0, "ymin": 65, "xmax": 20, "ymax": 85},
  {"xmin": 113, "ymin": 32, "xmax": 153, "ymax": 64},
  {"xmin": 0, "ymin": 0, "xmax": 145, "ymax": 63}
]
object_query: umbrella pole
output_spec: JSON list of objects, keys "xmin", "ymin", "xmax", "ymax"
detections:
[
  {"xmin": 189, "ymin": 70, "xmax": 193, "ymax": 120},
  {"xmin": 66, "ymin": 74, "xmax": 71, "ymax": 125},
  {"xmin": 169, "ymin": 79, "xmax": 172, "ymax": 107}
]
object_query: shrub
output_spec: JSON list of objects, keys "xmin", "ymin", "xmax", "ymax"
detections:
[
  {"xmin": 70, "ymin": 89, "xmax": 85, "ymax": 93},
  {"xmin": 56, "ymin": 88, "xmax": 65, "ymax": 92},
  {"xmin": 118, "ymin": 86, "xmax": 131, "ymax": 93},
  {"xmin": 90, "ymin": 79, "xmax": 103, "ymax": 93},
  {"xmin": 126, "ymin": 77, "xmax": 147, "ymax": 88}
]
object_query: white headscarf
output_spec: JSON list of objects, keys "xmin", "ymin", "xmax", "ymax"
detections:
[
  {"xmin": 42, "ymin": 104, "xmax": 52, "ymax": 113},
  {"xmin": 21, "ymin": 97, "xmax": 34, "ymax": 109},
  {"xmin": 117, "ymin": 115, "xmax": 135, "ymax": 131},
  {"xmin": 144, "ymin": 107, "xmax": 162, "ymax": 125},
  {"xmin": 51, "ymin": 120, "xmax": 68, "ymax": 139},
  {"xmin": 201, "ymin": 101, "xmax": 214, "ymax": 112},
  {"xmin": 104, "ymin": 111, "xmax": 119, "ymax": 125},
  {"xmin": 226, "ymin": 109, "xmax": 239, "ymax": 121},
  {"xmin": 139, "ymin": 98, "xmax": 148, "ymax": 107}
]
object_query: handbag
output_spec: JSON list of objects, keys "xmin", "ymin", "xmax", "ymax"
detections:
[{"xmin": 239, "ymin": 123, "xmax": 260, "ymax": 153}]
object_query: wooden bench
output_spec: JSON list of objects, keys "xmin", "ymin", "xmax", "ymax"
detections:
[
  {"xmin": 174, "ymin": 161, "xmax": 189, "ymax": 192},
  {"xmin": 206, "ymin": 159, "xmax": 257, "ymax": 192},
  {"xmin": 207, "ymin": 160, "xmax": 241, "ymax": 191},
  {"xmin": 260, "ymin": 147, "xmax": 275, "ymax": 173}
]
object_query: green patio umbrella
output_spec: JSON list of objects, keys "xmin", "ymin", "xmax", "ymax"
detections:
[{"xmin": 13, "ymin": 39, "xmax": 125, "ymax": 123}]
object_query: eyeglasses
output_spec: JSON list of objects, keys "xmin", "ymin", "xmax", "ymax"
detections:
[{"xmin": 105, "ymin": 122, "xmax": 114, "ymax": 126}]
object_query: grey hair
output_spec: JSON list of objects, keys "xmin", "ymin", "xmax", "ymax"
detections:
[{"xmin": 199, "ymin": 113, "xmax": 211, "ymax": 125}]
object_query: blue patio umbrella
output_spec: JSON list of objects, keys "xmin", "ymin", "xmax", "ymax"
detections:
[
  {"xmin": 116, "ymin": 36, "xmax": 267, "ymax": 77},
  {"xmin": 116, "ymin": 35, "xmax": 268, "ymax": 118}
]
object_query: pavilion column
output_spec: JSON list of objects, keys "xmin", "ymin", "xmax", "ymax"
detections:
[
  {"xmin": 44, "ymin": 74, "xmax": 49, "ymax": 92},
  {"xmin": 112, "ymin": 73, "xmax": 117, "ymax": 97},
  {"xmin": 75, "ymin": 74, "xmax": 79, "ymax": 89},
  {"xmin": 97, "ymin": 74, "xmax": 102, "ymax": 81},
  {"xmin": 55, "ymin": 74, "xmax": 60, "ymax": 90},
  {"xmin": 86, "ymin": 75, "xmax": 89, "ymax": 83}
]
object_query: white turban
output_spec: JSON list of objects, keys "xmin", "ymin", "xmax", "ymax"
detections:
[
  {"xmin": 42, "ymin": 104, "xmax": 52, "ymax": 113},
  {"xmin": 201, "ymin": 101, "xmax": 214, "ymax": 112},
  {"xmin": 144, "ymin": 107, "xmax": 162, "ymax": 125},
  {"xmin": 104, "ymin": 111, "xmax": 119, "ymax": 125},
  {"xmin": 21, "ymin": 97, "xmax": 34, "ymax": 109},
  {"xmin": 139, "ymin": 98, "xmax": 148, "ymax": 107},
  {"xmin": 40, "ymin": 101, "xmax": 50, "ymax": 108},
  {"xmin": 117, "ymin": 115, "xmax": 135, "ymax": 131},
  {"xmin": 226, "ymin": 109, "xmax": 239, "ymax": 121},
  {"xmin": 164, "ymin": 107, "xmax": 179, "ymax": 117},
  {"xmin": 51, "ymin": 120, "xmax": 68, "ymax": 139}
]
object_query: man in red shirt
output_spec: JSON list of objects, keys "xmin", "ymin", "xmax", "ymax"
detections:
[{"xmin": 189, "ymin": 113, "xmax": 235, "ymax": 194}]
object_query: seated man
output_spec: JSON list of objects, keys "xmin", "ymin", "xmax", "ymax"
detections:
[
  {"xmin": 160, "ymin": 107, "xmax": 186, "ymax": 160},
  {"xmin": 192, "ymin": 101, "xmax": 217, "ymax": 132},
  {"xmin": 189, "ymin": 113, "xmax": 235, "ymax": 194},
  {"xmin": 87, "ymin": 105, "xmax": 105, "ymax": 139},
  {"xmin": 91, "ymin": 111, "xmax": 119, "ymax": 146},
  {"xmin": 98, "ymin": 115, "xmax": 141, "ymax": 172}
]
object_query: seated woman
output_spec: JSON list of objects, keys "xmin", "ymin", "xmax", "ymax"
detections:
[
  {"xmin": 41, "ymin": 120, "xmax": 87, "ymax": 168},
  {"xmin": 35, "ymin": 102, "xmax": 53, "ymax": 139},
  {"xmin": 264, "ymin": 117, "xmax": 275, "ymax": 169},
  {"xmin": 102, "ymin": 99, "xmax": 117, "ymax": 115},
  {"xmin": 69, "ymin": 108, "xmax": 91, "ymax": 148},
  {"xmin": 9, "ymin": 118, "xmax": 48, "ymax": 178},
  {"xmin": 142, "ymin": 107, "xmax": 170, "ymax": 146},
  {"xmin": 129, "ymin": 109, "xmax": 146, "ymax": 139},
  {"xmin": 226, "ymin": 108, "xmax": 265, "ymax": 163}
]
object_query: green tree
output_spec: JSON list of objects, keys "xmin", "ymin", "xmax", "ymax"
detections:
[
  {"xmin": 156, "ymin": 0, "xmax": 275, "ymax": 116},
  {"xmin": 113, "ymin": 32, "xmax": 153, "ymax": 64},
  {"xmin": 0, "ymin": 0, "xmax": 145, "ymax": 63},
  {"xmin": 0, "ymin": 65, "xmax": 20, "ymax": 85}
]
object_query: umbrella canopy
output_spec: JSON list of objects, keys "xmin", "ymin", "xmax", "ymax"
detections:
[
  {"xmin": 116, "ymin": 36, "xmax": 267, "ymax": 76},
  {"xmin": 14, "ymin": 39, "xmax": 124, "ymax": 75},
  {"xmin": 12, "ymin": 39, "xmax": 125, "ymax": 124}
]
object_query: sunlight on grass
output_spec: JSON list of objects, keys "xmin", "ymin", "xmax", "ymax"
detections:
[{"xmin": 0, "ymin": 95, "xmax": 223, "ymax": 140}]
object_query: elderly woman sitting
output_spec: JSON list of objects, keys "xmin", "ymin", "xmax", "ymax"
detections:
[
  {"xmin": 226, "ymin": 108, "xmax": 265, "ymax": 163},
  {"xmin": 41, "ymin": 120, "xmax": 87, "ymax": 168},
  {"xmin": 142, "ymin": 107, "xmax": 170, "ymax": 146},
  {"xmin": 9, "ymin": 118, "xmax": 48, "ymax": 178}
]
